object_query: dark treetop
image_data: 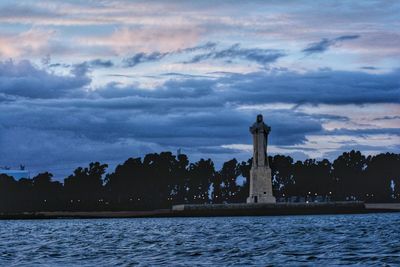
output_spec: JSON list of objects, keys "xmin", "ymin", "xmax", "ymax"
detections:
[{"xmin": 0, "ymin": 150, "xmax": 399, "ymax": 212}]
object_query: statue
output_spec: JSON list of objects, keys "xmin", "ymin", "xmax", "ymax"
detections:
[
  {"xmin": 247, "ymin": 114, "xmax": 276, "ymax": 203},
  {"xmin": 249, "ymin": 114, "xmax": 271, "ymax": 167}
]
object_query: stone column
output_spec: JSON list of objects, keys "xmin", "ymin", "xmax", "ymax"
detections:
[
  {"xmin": 257, "ymin": 130, "xmax": 265, "ymax": 166},
  {"xmin": 247, "ymin": 114, "xmax": 276, "ymax": 204}
]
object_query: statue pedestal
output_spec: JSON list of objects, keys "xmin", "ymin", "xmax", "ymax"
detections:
[{"xmin": 247, "ymin": 166, "xmax": 276, "ymax": 203}]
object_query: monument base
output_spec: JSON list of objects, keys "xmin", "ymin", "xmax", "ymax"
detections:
[
  {"xmin": 171, "ymin": 202, "xmax": 366, "ymax": 217},
  {"xmin": 247, "ymin": 166, "xmax": 276, "ymax": 203},
  {"xmin": 247, "ymin": 195, "xmax": 276, "ymax": 204}
]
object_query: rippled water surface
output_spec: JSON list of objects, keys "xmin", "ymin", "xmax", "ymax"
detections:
[{"xmin": 1, "ymin": 213, "xmax": 400, "ymax": 266}]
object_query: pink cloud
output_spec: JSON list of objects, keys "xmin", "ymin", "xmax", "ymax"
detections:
[
  {"xmin": 78, "ymin": 26, "xmax": 201, "ymax": 55},
  {"xmin": 0, "ymin": 28, "xmax": 56, "ymax": 58}
]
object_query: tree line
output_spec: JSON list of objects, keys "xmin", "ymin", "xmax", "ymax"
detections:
[{"xmin": 0, "ymin": 150, "xmax": 399, "ymax": 212}]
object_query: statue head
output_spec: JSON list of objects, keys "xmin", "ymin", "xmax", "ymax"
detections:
[{"xmin": 256, "ymin": 114, "xmax": 263, "ymax": 123}]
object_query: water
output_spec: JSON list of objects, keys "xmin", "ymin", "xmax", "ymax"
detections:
[{"xmin": 1, "ymin": 213, "xmax": 399, "ymax": 266}]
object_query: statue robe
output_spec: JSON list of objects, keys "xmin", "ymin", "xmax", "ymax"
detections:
[{"xmin": 249, "ymin": 122, "xmax": 271, "ymax": 167}]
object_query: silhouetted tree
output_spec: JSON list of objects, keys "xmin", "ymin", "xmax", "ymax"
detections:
[
  {"xmin": 164, "ymin": 154, "xmax": 188, "ymax": 204},
  {"xmin": 186, "ymin": 158, "xmax": 214, "ymax": 204},
  {"xmin": 0, "ymin": 150, "xmax": 399, "ymax": 212},
  {"xmin": 32, "ymin": 172, "xmax": 63, "ymax": 211},
  {"xmin": 104, "ymin": 157, "xmax": 144, "ymax": 208},
  {"xmin": 219, "ymin": 159, "xmax": 241, "ymax": 203},
  {"xmin": 364, "ymin": 153, "xmax": 400, "ymax": 202},
  {"xmin": 270, "ymin": 155, "xmax": 294, "ymax": 198},
  {"xmin": 64, "ymin": 162, "xmax": 108, "ymax": 210},
  {"xmin": 17, "ymin": 178, "xmax": 34, "ymax": 210},
  {"xmin": 236, "ymin": 159, "xmax": 252, "ymax": 202},
  {"xmin": 333, "ymin": 150, "xmax": 366, "ymax": 200},
  {"xmin": 312, "ymin": 159, "xmax": 334, "ymax": 198},
  {"xmin": 0, "ymin": 174, "xmax": 19, "ymax": 212},
  {"xmin": 212, "ymin": 171, "xmax": 223, "ymax": 204}
]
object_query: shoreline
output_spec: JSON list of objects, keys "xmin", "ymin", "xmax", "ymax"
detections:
[{"xmin": 1, "ymin": 203, "xmax": 399, "ymax": 220}]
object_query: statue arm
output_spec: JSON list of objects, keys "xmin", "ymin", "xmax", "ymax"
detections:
[
  {"xmin": 249, "ymin": 125, "xmax": 257, "ymax": 134},
  {"xmin": 264, "ymin": 124, "xmax": 271, "ymax": 134}
]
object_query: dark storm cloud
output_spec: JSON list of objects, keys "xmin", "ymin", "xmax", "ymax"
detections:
[
  {"xmin": 0, "ymin": 101, "xmax": 321, "ymax": 149},
  {"xmin": 49, "ymin": 63, "xmax": 70, "ymax": 68},
  {"xmin": 30, "ymin": 95, "xmax": 222, "ymax": 114},
  {"xmin": 1, "ymin": 61, "xmax": 399, "ymax": 177},
  {"xmin": 185, "ymin": 44, "xmax": 286, "ymax": 65},
  {"xmin": 3, "ymin": 65, "xmax": 394, "ymax": 148},
  {"xmin": 361, "ymin": 66, "xmax": 378, "ymax": 70},
  {"xmin": 58, "ymin": 67, "xmax": 400, "ymax": 109},
  {"xmin": 49, "ymin": 59, "xmax": 112, "ymax": 71},
  {"xmin": 123, "ymin": 42, "xmax": 217, "ymax": 67},
  {"xmin": 373, "ymin": 116, "xmax": 400, "ymax": 121},
  {"xmin": 177, "ymin": 42, "xmax": 217, "ymax": 53},
  {"xmin": 71, "ymin": 62, "xmax": 90, "ymax": 77},
  {"xmin": 335, "ymin": 35, "xmax": 360, "ymax": 41},
  {"xmin": 122, "ymin": 42, "xmax": 284, "ymax": 68},
  {"xmin": 0, "ymin": 93, "xmax": 17, "ymax": 103},
  {"xmin": 2, "ymin": 59, "xmax": 398, "ymax": 105},
  {"xmin": 123, "ymin": 52, "xmax": 169, "ymax": 67},
  {"xmin": 0, "ymin": 60, "xmax": 90, "ymax": 99},
  {"xmin": 68, "ymin": 59, "xmax": 114, "ymax": 72},
  {"xmin": 88, "ymin": 59, "xmax": 114, "ymax": 68},
  {"xmin": 100, "ymin": 68, "xmax": 396, "ymax": 106},
  {"xmin": 219, "ymin": 69, "xmax": 400, "ymax": 105},
  {"xmin": 302, "ymin": 35, "xmax": 360, "ymax": 55},
  {"xmin": 96, "ymin": 79, "xmax": 215, "ymax": 99}
]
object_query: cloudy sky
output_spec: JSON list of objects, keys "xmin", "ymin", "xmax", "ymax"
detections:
[{"xmin": 0, "ymin": 0, "xmax": 399, "ymax": 179}]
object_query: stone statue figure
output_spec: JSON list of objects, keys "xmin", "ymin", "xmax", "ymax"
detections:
[
  {"xmin": 249, "ymin": 114, "xmax": 271, "ymax": 167},
  {"xmin": 247, "ymin": 114, "xmax": 276, "ymax": 204}
]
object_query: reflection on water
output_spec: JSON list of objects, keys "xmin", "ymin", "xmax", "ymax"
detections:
[{"xmin": 1, "ymin": 213, "xmax": 400, "ymax": 266}]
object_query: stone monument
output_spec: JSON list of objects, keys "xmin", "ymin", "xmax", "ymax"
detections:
[
  {"xmin": 247, "ymin": 114, "xmax": 276, "ymax": 203},
  {"xmin": 171, "ymin": 113, "xmax": 365, "ymax": 215}
]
